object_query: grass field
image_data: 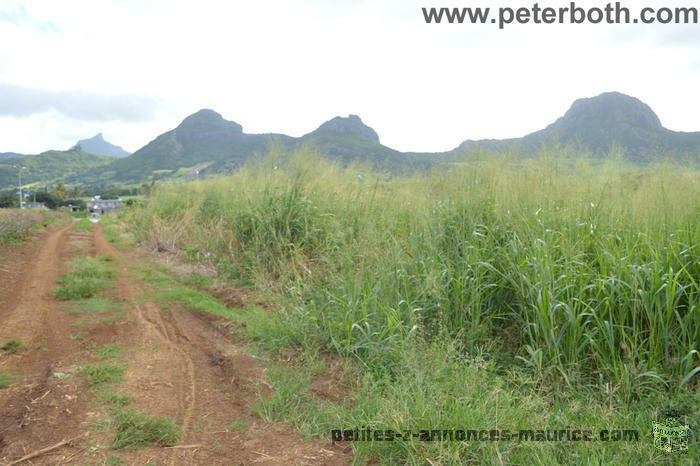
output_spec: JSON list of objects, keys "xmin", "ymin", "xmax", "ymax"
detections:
[{"xmin": 111, "ymin": 152, "xmax": 699, "ymax": 464}]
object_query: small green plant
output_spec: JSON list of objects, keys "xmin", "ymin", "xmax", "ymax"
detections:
[
  {"xmin": 73, "ymin": 313, "xmax": 126, "ymax": 326},
  {"xmin": 1, "ymin": 339, "xmax": 22, "ymax": 354},
  {"xmin": 73, "ymin": 218, "xmax": 92, "ymax": 233},
  {"xmin": 54, "ymin": 275, "xmax": 101, "ymax": 300},
  {"xmin": 183, "ymin": 245, "xmax": 200, "ymax": 262},
  {"xmin": 93, "ymin": 344, "xmax": 123, "ymax": 360},
  {"xmin": 53, "ymin": 256, "xmax": 115, "ymax": 300},
  {"xmin": 156, "ymin": 287, "xmax": 235, "ymax": 320},
  {"xmin": 87, "ymin": 417, "xmax": 112, "ymax": 432},
  {"xmin": 105, "ymin": 454, "xmax": 126, "ymax": 466},
  {"xmin": 0, "ymin": 372, "xmax": 15, "ymax": 389},
  {"xmin": 83, "ymin": 363, "xmax": 125, "ymax": 387},
  {"xmin": 99, "ymin": 391, "xmax": 133, "ymax": 410},
  {"xmin": 252, "ymin": 364, "xmax": 314, "ymax": 424},
  {"xmin": 227, "ymin": 418, "xmax": 251, "ymax": 432},
  {"xmin": 64, "ymin": 297, "xmax": 123, "ymax": 315},
  {"xmin": 112, "ymin": 409, "xmax": 180, "ymax": 450}
]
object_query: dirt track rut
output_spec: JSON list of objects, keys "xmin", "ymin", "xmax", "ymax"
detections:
[{"xmin": 0, "ymin": 221, "xmax": 349, "ymax": 465}]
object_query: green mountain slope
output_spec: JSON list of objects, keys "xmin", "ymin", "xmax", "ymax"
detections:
[
  {"xmin": 88, "ymin": 111, "xmax": 432, "ymax": 187},
  {"xmin": 0, "ymin": 149, "xmax": 114, "ymax": 190},
  {"xmin": 103, "ymin": 92, "xmax": 699, "ymax": 187},
  {"xmin": 458, "ymin": 92, "xmax": 700, "ymax": 159},
  {"xmin": 88, "ymin": 109, "xmax": 295, "ymax": 185},
  {"xmin": 297, "ymin": 114, "xmax": 430, "ymax": 170},
  {"xmin": 3, "ymin": 92, "xmax": 699, "ymax": 191}
]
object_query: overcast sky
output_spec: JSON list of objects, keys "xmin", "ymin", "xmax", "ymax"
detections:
[{"xmin": 0, "ymin": 0, "xmax": 698, "ymax": 154}]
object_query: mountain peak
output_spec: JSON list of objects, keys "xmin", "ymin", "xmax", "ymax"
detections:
[
  {"xmin": 553, "ymin": 91, "xmax": 662, "ymax": 132},
  {"xmin": 72, "ymin": 133, "xmax": 130, "ymax": 157},
  {"xmin": 184, "ymin": 108, "xmax": 223, "ymax": 121},
  {"xmin": 313, "ymin": 114, "xmax": 380, "ymax": 143},
  {"xmin": 83, "ymin": 133, "xmax": 105, "ymax": 143},
  {"xmin": 177, "ymin": 109, "xmax": 243, "ymax": 133}
]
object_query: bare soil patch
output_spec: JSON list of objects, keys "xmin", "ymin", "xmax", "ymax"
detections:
[{"xmin": 1, "ymin": 223, "xmax": 351, "ymax": 465}]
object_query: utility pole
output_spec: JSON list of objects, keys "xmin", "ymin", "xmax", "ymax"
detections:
[
  {"xmin": 13, "ymin": 166, "xmax": 26, "ymax": 209},
  {"xmin": 19, "ymin": 166, "xmax": 25, "ymax": 209}
]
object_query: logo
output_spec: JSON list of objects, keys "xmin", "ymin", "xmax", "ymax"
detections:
[{"xmin": 652, "ymin": 409, "xmax": 689, "ymax": 454}]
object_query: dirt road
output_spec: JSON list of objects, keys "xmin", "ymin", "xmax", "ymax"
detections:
[{"xmin": 0, "ymin": 221, "xmax": 349, "ymax": 465}]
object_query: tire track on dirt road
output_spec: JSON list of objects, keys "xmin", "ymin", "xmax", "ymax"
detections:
[
  {"xmin": 92, "ymin": 225, "xmax": 197, "ymax": 465},
  {"xmin": 3, "ymin": 220, "xmax": 350, "ymax": 464},
  {"xmin": 1, "ymin": 221, "xmax": 102, "ymax": 465},
  {"xmin": 90, "ymin": 225, "xmax": 351, "ymax": 465},
  {"xmin": 0, "ymin": 222, "xmax": 73, "ymax": 409}
]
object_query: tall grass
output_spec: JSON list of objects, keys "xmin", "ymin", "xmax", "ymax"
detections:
[
  {"xmin": 118, "ymin": 153, "xmax": 699, "ymax": 401},
  {"xmin": 0, "ymin": 209, "xmax": 66, "ymax": 246},
  {"xmin": 0, "ymin": 210, "xmax": 41, "ymax": 246}
]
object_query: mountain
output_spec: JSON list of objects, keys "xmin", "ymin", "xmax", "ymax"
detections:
[
  {"xmin": 0, "ymin": 152, "xmax": 24, "ymax": 159},
  {"xmin": 0, "ymin": 148, "xmax": 114, "ymax": 190},
  {"xmin": 84, "ymin": 111, "xmax": 431, "ymax": 186},
  {"xmin": 2, "ymin": 91, "xmax": 699, "ymax": 191},
  {"xmin": 307, "ymin": 114, "xmax": 381, "ymax": 143},
  {"xmin": 459, "ymin": 92, "xmax": 700, "ymax": 159},
  {"xmin": 72, "ymin": 133, "xmax": 130, "ymax": 157},
  {"xmin": 297, "ymin": 115, "xmax": 409, "ymax": 165},
  {"xmin": 74, "ymin": 94, "xmax": 700, "ymax": 188},
  {"xmin": 95, "ymin": 109, "xmax": 294, "ymax": 184}
]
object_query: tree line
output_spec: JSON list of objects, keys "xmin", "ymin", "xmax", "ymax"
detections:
[{"xmin": 0, "ymin": 181, "xmax": 155, "ymax": 209}]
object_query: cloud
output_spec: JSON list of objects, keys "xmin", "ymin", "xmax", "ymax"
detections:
[
  {"xmin": 602, "ymin": 22, "xmax": 700, "ymax": 49},
  {"xmin": 0, "ymin": 84, "xmax": 164, "ymax": 122},
  {"xmin": 1, "ymin": 1, "xmax": 699, "ymax": 152},
  {"xmin": 690, "ymin": 57, "xmax": 700, "ymax": 72},
  {"xmin": 0, "ymin": 2, "xmax": 62, "ymax": 36},
  {"xmin": 651, "ymin": 25, "xmax": 700, "ymax": 47}
]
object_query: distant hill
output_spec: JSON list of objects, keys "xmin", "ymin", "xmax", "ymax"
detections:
[
  {"xmin": 94, "ymin": 109, "xmax": 294, "ymax": 185},
  {"xmin": 71, "ymin": 133, "xmax": 130, "ymax": 157},
  {"xmin": 82, "ymin": 111, "xmax": 434, "ymax": 186},
  {"xmin": 458, "ymin": 92, "xmax": 700, "ymax": 159},
  {"xmin": 77, "ymin": 93, "xmax": 700, "ymax": 187},
  {"xmin": 0, "ymin": 148, "xmax": 114, "ymax": 190},
  {"xmin": 0, "ymin": 152, "xmax": 24, "ymax": 159},
  {"xmin": 299, "ymin": 115, "xmax": 399, "ymax": 162},
  {"xmin": 2, "ymin": 91, "xmax": 699, "ymax": 190}
]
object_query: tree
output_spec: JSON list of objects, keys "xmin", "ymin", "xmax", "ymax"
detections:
[
  {"xmin": 53, "ymin": 183, "xmax": 67, "ymax": 200},
  {"xmin": 0, "ymin": 193, "xmax": 19, "ymax": 208},
  {"xmin": 62, "ymin": 198, "xmax": 86, "ymax": 209},
  {"xmin": 33, "ymin": 191, "xmax": 62, "ymax": 209}
]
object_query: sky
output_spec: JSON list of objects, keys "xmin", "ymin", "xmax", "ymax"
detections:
[{"xmin": 0, "ymin": 0, "xmax": 699, "ymax": 154}]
